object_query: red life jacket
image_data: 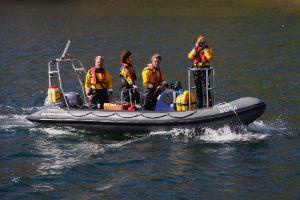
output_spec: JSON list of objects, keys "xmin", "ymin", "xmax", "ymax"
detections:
[
  {"xmin": 90, "ymin": 66, "xmax": 106, "ymax": 85},
  {"xmin": 193, "ymin": 45, "xmax": 209, "ymax": 65}
]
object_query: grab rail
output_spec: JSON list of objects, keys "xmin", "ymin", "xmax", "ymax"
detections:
[
  {"xmin": 48, "ymin": 40, "xmax": 87, "ymax": 109},
  {"xmin": 120, "ymin": 88, "xmax": 142, "ymax": 105},
  {"xmin": 188, "ymin": 67, "xmax": 215, "ymax": 110}
]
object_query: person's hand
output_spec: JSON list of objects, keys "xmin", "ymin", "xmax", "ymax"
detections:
[
  {"xmin": 157, "ymin": 83, "xmax": 166, "ymax": 90},
  {"xmin": 195, "ymin": 43, "xmax": 203, "ymax": 52},
  {"xmin": 148, "ymin": 83, "xmax": 153, "ymax": 89},
  {"xmin": 86, "ymin": 88, "xmax": 91, "ymax": 95},
  {"xmin": 132, "ymin": 84, "xmax": 138, "ymax": 89},
  {"xmin": 161, "ymin": 81, "xmax": 169, "ymax": 88},
  {"xmin": 87, "ymin": 95, "xmax": 93, "ymax": 102}
]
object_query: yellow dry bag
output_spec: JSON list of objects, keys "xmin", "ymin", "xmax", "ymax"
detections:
[
  {"xmin": 176, "ymin": 91, "xmax": 196, "ymax": 111},
  {"xmin": 48, "ymin": 85, "xmax": 62, "ymax": 103}
]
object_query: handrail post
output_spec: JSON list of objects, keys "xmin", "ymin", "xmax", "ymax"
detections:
[
  {"xmin": 188, "ymin": 69, "xmax": 191, "ymax": 110},
  {"xmin": 71, "ymin": 61, "xmax": 87, "ymax": 104},
  {"xmin": 212, "ymin": 68, "xmax": 215, "ymax": 105},
  {"xmin": 56, "ymin": 61, "xmax": 70, "ymax": 109},
  {"xmin": 48, "ymin": 61, "xmax": 52, "ymax": 86},
  {"xmin": 60, "ymin": 40, "xmax": 72, "ymax": 59},
  {"xmin": 187, "ymin": 67, "xmax": 215, "ymax": 109},
  {"xmin": 205, "ymin": 68, "xmax": 209, "ymax": 107},
  {"xmin": 120, "ymin": 90, "xmax": 124, "ymax": 105}
]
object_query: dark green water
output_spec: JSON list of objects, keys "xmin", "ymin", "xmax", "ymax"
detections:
[{"xmin": 0, "ymin": 1, "xmax": 299, "ymax": 199}]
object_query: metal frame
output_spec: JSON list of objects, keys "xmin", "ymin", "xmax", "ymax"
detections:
[
  {"xmin": 120, "ymin": 88, "xmax": 142, "ymax": 105},
  {"xmin": 188, "ymin": 67, "xmax": 215, "ymax": 110},
  {"xmin": 48, "ymin": 40, "xmax": 87, "ymax": 109}
]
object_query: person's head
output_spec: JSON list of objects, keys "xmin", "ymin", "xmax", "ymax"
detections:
[
  {"xmin": 196, "ymin": 35, "xmax": 206, "ymax": 47},
  {"xmin": 95, "ymin": 56, "xmax": 104, "ymax": 68},
  {"xmin": 151, "ymin": 54, "xmax": 162, "ymax": 68},
  {"xmin": 121, "ymin": 50, "xmax": 133, "ymax": 64}
]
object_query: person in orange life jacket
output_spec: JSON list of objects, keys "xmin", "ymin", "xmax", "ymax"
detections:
[
  {"xmin": 142, "ymin": 54, "xmax": 167, "ymax": 110},
  {"xmin": 85, "ymin": 56, "xmax": 113, "ymax": 109},
  {"xmin": 119, "ymin": 50, "xmax": 140, "ymax": 103},
  {"xmin": 188, "ymin": 35, "xmax": 213, "ymax": 108}
]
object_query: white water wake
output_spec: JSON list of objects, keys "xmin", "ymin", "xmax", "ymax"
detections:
[
  {"xmin": 150, "ymin": 120, "xmax": 287, "ymax": 143},
  {"xmin": 198, "ymin": 125, "xmax": 268, "ymax": 143},
  {"xmin": 0, "ymin": 105, "xmax": 43, "ymax": 130},
  {"xmin": 248, "ymin": 120, "xmax": 288, "ymax": 133},
  {"xmin": 0, "ymin": 114, "xmax": 35, "ymax": 130}
]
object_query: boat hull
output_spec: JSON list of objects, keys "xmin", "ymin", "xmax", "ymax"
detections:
[{"xmin": 26, "ymin": 97, "xmax": 266, "ymax": 133}]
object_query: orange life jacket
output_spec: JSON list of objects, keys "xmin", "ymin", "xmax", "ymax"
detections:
[{"xmin": 145, "ymin": 65, "xmax": 163, "ymax": 86}]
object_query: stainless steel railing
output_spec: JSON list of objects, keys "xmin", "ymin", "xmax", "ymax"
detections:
[
  {"xmin": 188, "ymin": 67, "xmax": 215, "ymax": 110},
  {"xmin": 48, "ymin": 40, "xmax": 87, "ymax": 109}
]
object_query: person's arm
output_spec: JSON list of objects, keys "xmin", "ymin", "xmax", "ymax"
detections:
[
  {"xmin": 85, "ymin": 70, "xmax": 94, "ymax": 102},
  {"xmin": 160, "ymin": 69, "xmax": 167, "ymax": 86},
  {"xmin": 106, "ymin": 70, "xmax": 113, "ymax": 93},
  {"xmin": 203, "ymin": 48, "xmax": 213, "ymax": 62},
  {"xmin": 142, "ymin": 69, "xmax": 152, "ymax": 89},
  {"xmin": 106, "ymin": 70, "xmax": 113, "ymax": 102},
  {"xmin": 188, "ymin": 48, "xmax": 197, "ymax": 60},
  {"xmin": 157, "ymin": 69, "xmax": 167, "ymax": 89},
  {"xmin": 85, "ymin": 70, "xmax": 92, "ymax": 95}
]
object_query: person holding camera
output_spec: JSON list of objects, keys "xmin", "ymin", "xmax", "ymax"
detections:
[
  {"xmin": 142, "ymin": 54, "xmax": 167, "ymax": 110},
  {"xmin": 85, "ymin": 56, "xmax": 113, "ymax": 109},
  {"xmin": 188, "ymin": 35, "xmax": 213, "ymax": 108}
]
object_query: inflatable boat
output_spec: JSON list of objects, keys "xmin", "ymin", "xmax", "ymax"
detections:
[
  {"xmin": 26, "ymin": 40, "xmax": 266, "ymax": 132},
  {"xmin": 27, "ymin": 97, "xmax": 265, "ymax": 132}
]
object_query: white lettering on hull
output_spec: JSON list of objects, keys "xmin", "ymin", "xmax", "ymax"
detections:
[{"xmin": 217, "ymin": 103, "xmax": 238, "ymax": 114}]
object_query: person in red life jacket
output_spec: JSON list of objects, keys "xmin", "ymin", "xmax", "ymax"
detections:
[
  {"xmin": 142, "ymin": 54, "xmax": 167, "ymax": 110},
  {"xmin": 119, "ymin": 50, "xmax": 140, "ymax": 104},
  {"xmin": 188, "ymin": 35, "xmax": 213, "ymax": 108},
  {"xmin": 85, "ymin": 56, "xmax": 113, "ymax": 109}
]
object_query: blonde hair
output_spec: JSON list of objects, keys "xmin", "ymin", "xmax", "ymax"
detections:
[
  {"xmin": 95, "ymin": 56, "xmax": 104, "ymax": 62},
  {"xmin": 196, "ymin": 35, "xmax": 206, "ymax": 43},
  {"xmin": 151, "ymin": 53, "xmax": 162, "ymax": 61}
]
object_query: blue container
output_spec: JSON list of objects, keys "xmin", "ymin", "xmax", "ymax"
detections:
[{"xmin": 155, "ymin": 89, "xmax": 176, "ymax": 111}]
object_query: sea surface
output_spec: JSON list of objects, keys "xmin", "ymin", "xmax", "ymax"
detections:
[{"xmin": 0, "ymin": 1, "xmax": 299, "ymax": 199}]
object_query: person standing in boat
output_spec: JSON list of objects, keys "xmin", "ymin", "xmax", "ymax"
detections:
[
  {"xmin": 142, "ymin": 54, "xmax": 167, "ymax": 110},
  {"xmin": 120, "ymin": 50, "xmax": 140, "ymax": 103},
  {"xmin": 188, "ymin": 35, "xmax": 213, "ymax": 108},
  {"xmin": 85, "ymin": 56, "xmax": 113, "ymax": 109}
]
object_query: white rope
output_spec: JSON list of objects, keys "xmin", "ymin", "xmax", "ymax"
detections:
[
  {"xmin": 231, "ymin": 107, "xmax": 243, "ymax": 126},
  {"xmin": 217, "ymin": 102, "xmax": 243, "ymax": 126}
]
